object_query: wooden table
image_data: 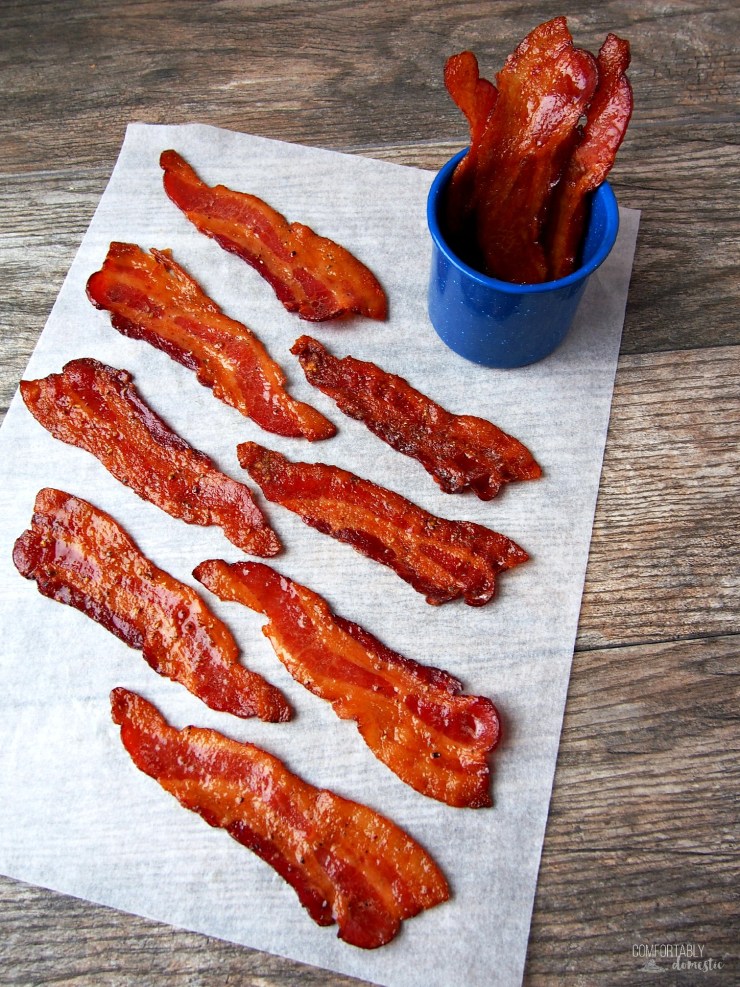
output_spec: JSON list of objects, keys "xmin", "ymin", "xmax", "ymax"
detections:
[{"xmin": 1, "ymin": 2, "xmax": 737, "ymax": 984}]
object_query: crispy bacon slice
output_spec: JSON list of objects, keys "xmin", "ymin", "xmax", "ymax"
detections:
[
  {"xmin": 236, "ymin": 443, "xmax": 528, "ymax": 606},
  {"xmin": 546, "ymin": 34, "xmax": 633, "ymax": 279},
  {"xmin": 86, "ymin": 242, "xmax": 335, "ymax": 441},
  {"xmin": 20, "ymin": 359, "xmax": 280, "ymax": 557},
  {"xmin": 111, "ymin": 688, "xmax": 449, "ymax": 947},
  {"xmin": 471, "ymin": 17, "xmax": 599, "ymax": 283},
  {"xmin": 444, "ymin": 20, "xmax": 632, "ymax": 282},
  {"xmin": 160, "ymin": 150, "xmax": 387, "ymax": 322},
  {"xmin": 443, "ymin": 50, "xmax": 498, "ymax": 241},
  {"xmin": 291, "ymin": 335, "xmax": 541, "ymax": 500},
  {"xmin": 13, "ymin": 489, "xmax": 290, "ymax": 722},
  {"xmin": 194, "ymin": 559, "xmax": 501, "ymax": 807},
  {"xmin": 445, "ymin": 51, "xmax": 498, "ymax": 152}
]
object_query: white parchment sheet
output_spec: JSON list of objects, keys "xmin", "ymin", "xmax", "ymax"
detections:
[{"xmin": 0, "ymin": 123, "xmax": 639, "ymax": 986}]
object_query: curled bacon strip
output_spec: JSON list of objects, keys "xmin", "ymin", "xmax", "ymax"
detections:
[
  {"xmin": 443, "ymin": 50, "xmax": 498, "ymax": 241},
  {"xmin": 291, "ymin": 335, "xmax": 541, "ymax": 500},
  {"xmin": 194, "ymin": 560, "xmax": 501, "ymax": 807},
  {"xmin": 86, "ymin": 242, "xmax": 335, "ymax": 441},
  {"xmin": 236, "ymin": 443, "xmax": 528, "ymax": 606},
  {"xmin": 20, "ymin": 358, "xmax": 280, "ymax": 557},
  {"xmin": 160, "ymin": 150, "xmax": 387, "ymax": 322},
  {"xmin": 471, "ymin": 17, "xmax": 598, "ymax": 283},
  {"xmin": 444, "ymin": 18, "xmax": 632, "ymax": 283},
  {"xmin": 112, "ymin": 688, "xmax": 449, "ymax": 947},
  {"xmin": 546, "ymin": 33, "xmax": 633, "ymax": 279},
  {"xmin": 13, "ymin": 489, "xmax": 290, "ymax": 722}
]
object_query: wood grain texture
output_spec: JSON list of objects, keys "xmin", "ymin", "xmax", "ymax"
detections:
[
  {"xmin": 0, "ymin": 875, "xmax": 365, "ymax": 986},
  {"xmin": 2, "ymin": 0, "xmax": 737, "ymax": 167},
  {"xmin": 1, "ymin": 0, "xmax": 738, "ymax": 984},
  {"xmin": 527, "ymin": 634, "xmax": 739, "ymax": 985},
  {"xmin": 2, "ymin": 2, "xmax": 739, "ymax": 369},
  {"xmin": 577, "ymin": 346, "xmax": 740, "ymax": 650}
]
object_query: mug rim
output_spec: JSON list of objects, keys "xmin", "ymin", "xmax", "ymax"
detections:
[{"xmin": 427, "ymin": 148, "xmax": 620, "ymax": 295}]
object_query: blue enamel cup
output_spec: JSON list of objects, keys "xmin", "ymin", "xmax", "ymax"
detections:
[{"xmin": 427, "ymin": 149, "xmax": 620, "ymax": 368}]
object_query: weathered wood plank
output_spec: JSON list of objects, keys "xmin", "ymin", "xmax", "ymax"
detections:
[
  {"xmin": 576, "ymin": 346, "xmax": 740, "ymax": 650},
  {"xmin": 1, "ymin": 0, "xmax": 737, "ymax": 170},
  {"xmin": 527, "ymin": 633, "xmax": 739, "ymax": 984},
  {"xmin": 527, "ymin": 849, "xmax": 737, "ymax": 985},
  {"xmin": 0, "ymin": 168, "xmax": 108, "ymax": 418},
  {"xmin": 0, "ymin": 875, "xmax": 365, "ymax": 986},
  {"xmin": 614, "ymin": 125, "xmax": 739, "ymax": 355},
  {"xmin": 547, "ymin": 635, "xmax": 738, "ymax": 854}
]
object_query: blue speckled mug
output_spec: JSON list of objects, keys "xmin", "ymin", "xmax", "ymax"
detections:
[{"xmin": 427, "ymin": 149, "xmax": 620, "ymax": 368}]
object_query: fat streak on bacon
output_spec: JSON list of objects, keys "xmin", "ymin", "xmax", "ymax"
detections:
[
  {"xmin": 160, "ymin": 149, "xmax": 387, "ymax": 322},
  {"xmin": 13, "ymin": 488, "xmax": 290, "ymax": 722},
  {"xmin": 20, "ymin": 358, "xmax": 280, "ymax": 557},
  {"xmin": 86, "ymin": 242, "xmax": 335, "ymax": 441},
  {"xmin": 292, "ymin": 335, "xmax": 541, "ymax": 500},
  {"xmin": 111, "ymin": 688, "xmax": 449, "ymax": 948},
  {"xmin": 236, "ymin": 442, "xmax": 528, "ymax": 606},
  {"xmin": 194, "ymin": 559, "xmax": 501, "ymax": 807}
]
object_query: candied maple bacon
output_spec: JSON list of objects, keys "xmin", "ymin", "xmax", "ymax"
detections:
[
  {"xmin": 444, "ymin": 17, "xmax": 632, "ymax": 283},
  {"xmin": 112, "ymin": 688, "xmax": 449, "ymax": 947},
  {"xmin": 160, "ymin": 150, "xmax": 388, "ymax": 322},
  {"xmin": 13, "ymin": 488, "xmax": 290, "ymax": 722},
  {"xmin": 237, "ymin": 441, "xmax": 528, "ymax": 606},
  {"xmin": 292, "ymin": 334, "xmax": 541, "ymax": 499},
  {"xmin": 194, "ymin": 559, "xmax": 501, "ymax": 807},
  {"xmin": 86, "ymin": 242, "xmax": 335, "ymax": 441},
  {"xmin": 20, "ymin": 358, "xmax": 280, "ymax": 557}
]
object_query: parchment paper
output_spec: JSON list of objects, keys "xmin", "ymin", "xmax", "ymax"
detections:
[{"xmin": 0, "ymin": 123, "xmax": 639, "ymax": 987}]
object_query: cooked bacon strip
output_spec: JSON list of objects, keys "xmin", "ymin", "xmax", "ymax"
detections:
[
  {"xmin": 20, "ymin": 359, "xmax": 280, "ymax": 557},
  {"xmin": 160, "ymin": 150, "xmax": 387, "ymax": 322},
  {"xmin": 443, "ymin": 50, "xmax": 498, "ymax": 241},
  {"xmin": 291, "ymin": 335, "xmax": 541, "ymax": 500},
  {"xmin": 13, "ymin": 489, "xmax": 290, "ymax": 722},
  {"xmin": 466, "ymin": 17, "xmax": 599, "ymax": 283},
  {"xmin": 236, "ymin": 443, "xmax": 528, "ymax": 606},
  {"xmin": 547, "ymin": 34, "xmax": 633, "ymax": 279},
  {"xmin": 194, "ymin": 560, "xmax": 501, "ymax": 806},
  {"xmin": 111, "ymin": 688, "xmax": 449, "ymax": 947},
  {"xmin": 445, "ymin": 51, "xmax": 498, "ymax": 153},
  {"xmin": 86, "ymin": 242, "xmax": 335, "ymax": 441}
]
